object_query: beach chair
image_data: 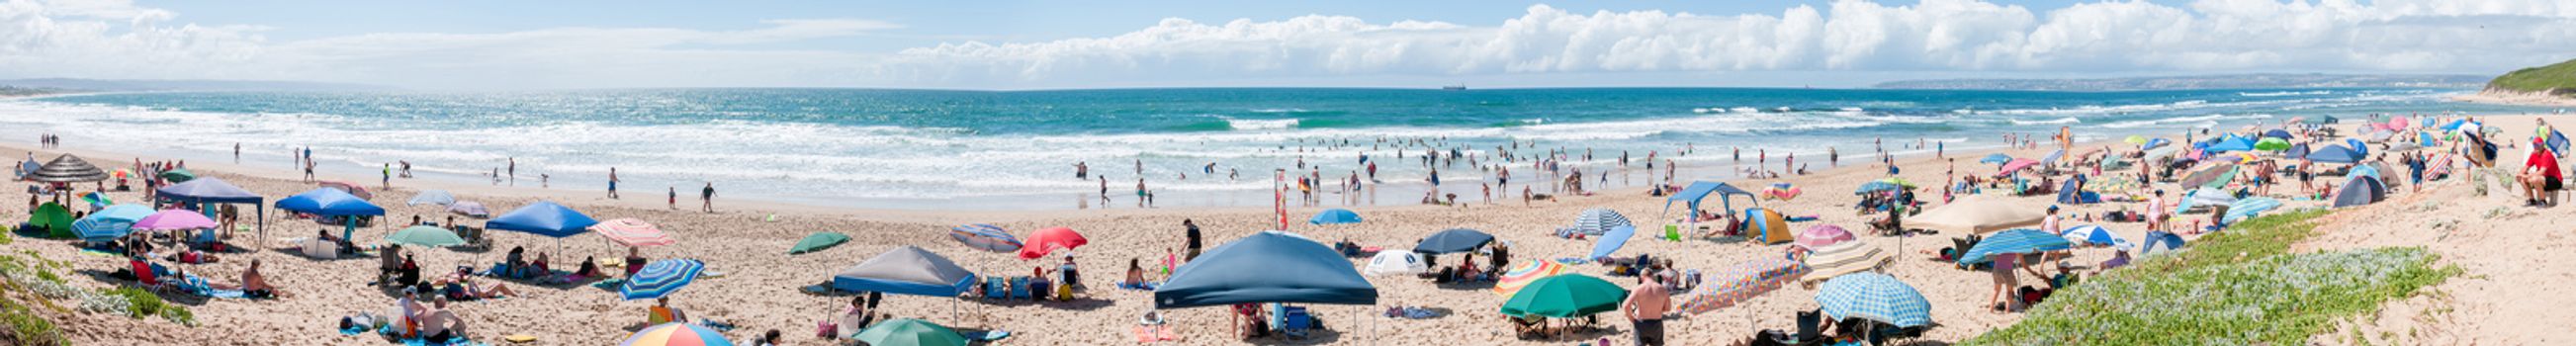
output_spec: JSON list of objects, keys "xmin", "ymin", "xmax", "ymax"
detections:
[
  {"xmin": 128, "ymin": 259, "xmax": 169, "ymax": 293},
  {"xmin": 1008, "ymin": 277, "xmax": 1034, "ymax": 301},
  {"xmin": 454, "ymin": 226, "xmax": 490, "ymax": 251},
  {"xmin": 1270, "ymin": 303, "xmax": 1316, "ymax": 339},
  {"xmin": 980, "ymin": 277, "xmax": 1009, "ymax": 300}
]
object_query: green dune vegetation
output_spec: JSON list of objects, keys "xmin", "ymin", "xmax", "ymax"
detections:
[{"xmin": 2485, "ymin": 58, "xmax": 2576, "ymax": 98}]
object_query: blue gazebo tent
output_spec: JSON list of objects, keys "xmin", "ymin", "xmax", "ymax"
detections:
[
  {"xmin": 274, "ymin": 188, "xmax": 384, "ymax": 241},
  {"xmin": 155, "ymin": 177, "xmax": 269, "ymax": 242},
  {"xmin": 1155, "ymin": 231, "xmax": 1377, "ymax": 308}
]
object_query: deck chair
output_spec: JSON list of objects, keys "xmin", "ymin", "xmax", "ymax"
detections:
[
  {"xmin": 128, "ymin": 259, "xmax": 169, "ymax": 293},
  {"xmin": 1008, "ymin": 277, "xmax": 1034, "ymax": 301}
]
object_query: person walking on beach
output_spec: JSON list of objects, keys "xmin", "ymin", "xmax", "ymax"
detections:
[
  {"xmin": 1182, "ymin": 219, "xmax": 1202, "ymax": 261},
  {"xmin": 607, "ymin": 167, "xmax": 620, "ymax": 199},
  {"xmin": 1136, "ymin": 178, "xmax": 1152, "ymax": 208},
  {"xmin": 1622, "ymin": 273, "xmax": 1671, "ymax": 346},
  {"xmin": 700, "ymin": 183, "xmax": 716, "ymax": 213},
  {"xmin": 507, "ymin": 157, "xmax": 517, "ymax": 186},
  {"xmin": 382, "ymin": 163, "xmax": 392, "ymax": 189},
  {"xmin": 1099, "ymin": 176, "xmax": 1111, "ymax": 204},
  {"xmin": 667, "ymin": 187, "xmax": 676, "ymax": 210},
  {"xmin": 1829, "ymin": 146, "xmax": 1838, "ymax": 166},
  {"xmin": 233, "ymin": 143, "xmax": 239, "ymax": 163}
]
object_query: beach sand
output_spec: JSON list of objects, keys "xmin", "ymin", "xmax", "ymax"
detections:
[{"xmin": 6, "ymin": 111, "xmax": 2572, "ymax": 345}]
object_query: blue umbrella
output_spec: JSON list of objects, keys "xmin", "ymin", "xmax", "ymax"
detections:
[
  {"xmin": 1589, "ymin": 225, "xmax": 1635, "ymax": 260},
  {"xmin": 1956, "ymin": 228, "xmax": 2074, "ymax": 265},
  {"xmin": 72, "ymin": 215, "xmax": 137, "ymax": 242},
  {"xmin": 2305, "ymin": 144, "xmax": 2361, "ymax": 164},
  {"xmin": 1978, "ymin": 153, "xmax": 2012, "ymax": 165},
  {"xmin": 94, "ymin": 204, "xmax": 154, "ymax": 221},
  {"xmin": 1814, "ymin": 272, "xmax": 1933, "ymax": 328},
  {"xmin": 2136, "ymin": 230, "xmax": 2186, "ymax": 255},
  {"xmin": 1412, "ymin": 228, "xmax": 1494, "ymax": 254},
  {"xmin": 485, "ymin": 201, "xmax": 598, "ymax": 238},
  {"xmin": 2143, "ymin": 137, "xmax": 2172, "ymax": 150},
  {"xmin": 2263, "ymin": 129, "xmax": 2293, "ymax": 139},
  {"xmin": 622, "ymin": 258, "xmax": 706, "ymax": 300},
  {"xmin": 2222, "ymin": 197, "xmax": 2282, "ymax": 223},
  {"xmin": 2040, "ymin": 149, "xmax": 2067, "ymax": 166},
  {"xmin": 2203, "ymin": 135, "xmax": 2257, "ymax": 153},
  {"xmin": 946, "ymin": 223, "xmax": 1022, "ymax": 253},
  {"xmin": 2058, "ymin": 224, "xmax": 2123, "ymax": 247},
  {"xmin": 406, "ymin": 190, "xmax": 456, "ymax": 206},
  {"xmin": 275, "ymin": 188, "xmax": 385, "ymax": 216},
  {"xmin": 1156, "ymin": 231, "xmax": 1377, "ymax": 308},
  {"xmin": 1309, "ymin": 209, "xmax": 1363, "ymax": 225}
]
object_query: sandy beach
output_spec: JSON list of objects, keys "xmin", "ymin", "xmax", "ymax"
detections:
[{"xmin": 8, "ymin": 109, "xmax": 2576, "ymax": 346}]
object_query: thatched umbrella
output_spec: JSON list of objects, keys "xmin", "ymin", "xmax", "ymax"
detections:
[{"xmin": 30, "ymin": 154, "xmax": 109, "ymax": 183}]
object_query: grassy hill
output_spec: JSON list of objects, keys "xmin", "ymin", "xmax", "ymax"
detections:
[{"xmin": 2487, "ymin": 58, "xmax": 2576, "ymax": 97}]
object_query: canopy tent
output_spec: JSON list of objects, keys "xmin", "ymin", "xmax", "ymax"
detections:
[
  {"xmin": 1662, "ymin": 181, "xmax": 1757, "ymax": 216},
  {"xmin": 1155, "ymin": 231, "xmax": 1377, "ymax": 308},
  {"xmin": 1412, "ymin": 228, "xmax": 1494, "ymax": 254},
  {"xmin": 1910, "ymin": 195, "xmax": 2043, "ymax": 234},
  {"xmin": 274, "ymin": 187, "xmax": 385, "ymax": 241},
  {"xmin": 832, "ymin": 246, "xmax": 979, "ymax": 297},
  {"xmin": 485, "ymin": 201, "xmax": 597, "ymax": 238},
  {"xmin": 1498, "ymin": 274, "xmax": 1628, "ymax": 318},
  {"xmin": 28, "ymin": 154, "xmax": 109, "ymax": 183},
  {"xmin": 1956, "ymin": 228, "xmax": 2074, "ymax": 265},
  {"xmin": 2332, "ymin": 176, "xmax": 2387, "ymax": 208},
  {"xmin": 1745, "ymin": 208, "xmax": 1792, "ymax": 245}
]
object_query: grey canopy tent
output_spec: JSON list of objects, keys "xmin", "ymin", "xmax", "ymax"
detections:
[
  {"xmin": 1155, "ymin": 230, "xmax": 1377, "ymax": 308},
  {"xmin": 832, "ymin": 245, "xmax": 979, "ymax": 297},
  {"xmin": 154, "ymin": 178, "xmax": 268, "ymax": 245}
]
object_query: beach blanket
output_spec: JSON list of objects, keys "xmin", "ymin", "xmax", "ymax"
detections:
[
  {"xmin": 963, "ymin": 329, "xmax": 1012, "ymax": 342},
  {"xmin": 174, "ymin": 276, "xmax": 247, "ymax": 299}
]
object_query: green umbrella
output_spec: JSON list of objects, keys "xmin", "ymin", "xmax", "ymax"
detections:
[
  {"xmin": 1498, "ymin": 274, "xmax": 1629, "ymax": 318},
  {"xmin": 159, "ymin": 168, "xmax": 196, "ymax": 183},
  {"xmin": 790, "ymin": 232, "xmax": 850, "ymax": 254},
  {"xmin": 2124, "ymin": 134, "xmax": 2149, "ymax": 145},
  {"xmin": 385, "ymin": 225, "xmax": 467, "ymax": 247},
  {"xmin": 853, "ymin": 318, "xmax": 968, "ymax": 346},
  {"xmin": 2254, "ymin": 137, "xmax": 2291, "ymax": 151}
]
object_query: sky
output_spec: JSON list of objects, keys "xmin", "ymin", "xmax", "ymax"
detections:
[{"xmin": 2, "ymin": 0, "xmax": 2573, "ymax": 90}]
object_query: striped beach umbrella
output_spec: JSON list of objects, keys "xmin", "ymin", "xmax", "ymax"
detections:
[
  {"xmin": 29, "ymin": 154, "xmax": 108, "ymax": 183},
  {"xmin": 622, "ymin": 259, "xmax": 707, "ymax": 301},
  {"xmin": 1492, "ymin": 259, "xmax": 1568, "ymax": 297},
  {"xmin": 1956, "ymin": 228, "xmax": 2074, "ymax": 265},
  {"xmin": 1798, "ymin": 240, "xmax": 1887, "ymax": 286},
  {"xmin": 71, "ymin": 216, "xmax": 137, "ymax": 242},
  {"xmin": 594, "ymin": 218, "xmax": 676, "ymax": 247},
  {"xmin": 1571, "ymin": 208, "xmax": 1631, "ymax": 236},
  {"xmin": 1816, "ymin": 272, "xmax": 1932, "ymax": 327},
  {"xmin": 2058, "ymin": 224, "xmax": 2123, "ymax": 247},
  {"xmin": 619, "ymin": 322, "xmax": 734, "ymax": 346},
  {"xmin": 1795, "ymin": 224, "xmax": 1856, "ymax": 249},
  {"xmin": 1017, "ymin": 227, "xmax": 1088, "ymax": 260},
  {"xmin": 1681, "ymin": 257, "xmax": 1808, "ymax": 313},
  {"xmin": 946, "ymin": 223, "xmax": 1022, "ymax": 253},
  {"xmin": 133, "ymin": 210, "xmax": 218, "ymax": 231}
]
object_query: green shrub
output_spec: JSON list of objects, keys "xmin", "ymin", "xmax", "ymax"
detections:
[
  {"xmin": 2, "ymin": 302, "xmax": 66, "ymax": 346},
  {"xmin": 104, "ymin": 288, "xmax": 165, "ymax": 318}
]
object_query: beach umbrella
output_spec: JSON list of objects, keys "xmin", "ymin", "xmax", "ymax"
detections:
[
  {"xmin": 2307, "ymin": 144, "xmax": 2362, "ymax": 164},
  {"xmin": 1797, "ymin": 241, "xmax": 1884, "ymax": 286},
  {"xmin": 485, "ymin": 201, "xmax": 597, "ymax": 238},
  {"xmin": 1571, "ymin": 208, "xmax": 1632, "ymax": 236},
  {"xmin": 2144, "ymin": 137, "xmax": 2172, "ymax": 150},
  {"xmin": 2263, "ymin": 129, "xmax": 2293, "ymax": 139},
  {"xmin": 2388, "ymin": 142, "xmax": 2422, "ymax": 152},
  {"xmin": 621, "ymin": 258, "xmax": 706, "ymax": 300},
  {"xmin": 789, "ymin": 232, "xmax": 850, "ymax": 254},
  {"xmin": 833, "ymin": 246, "xmax": 979, "ymax": 297},
  {"xmin": 157, "ymin": 178, "xmax": 262, "ymax": 205},
  {"xmin": 1412, "ymin": 228, "xmax": 1494, "ymax": 254},
  {"xmin": 316, "ymin": 181, "xmax": 374, "ymax": 200},
  {"xmin": 2177, "ymin": 164, "xmax": 2238, "ymax": 190},
  {"xmin": 385, "ymin": 225, "xmax": 468, "ymax": 247},
  {"xmin": 1588, "ymin": 225, "xmax": 1636, "ymax": 260},
  {"xmin": 1156, "ymin": 231, "xmax": 1377, "ymax": 307},
  {"xmin": 1684, "ymin": 257, "xmax": 1809, "ymax": 313},
  {"xmin": 2204, "ymin": 135, "xmax": 2256, "ymax": 153},
  {"xmin": 593, "ymin": 218, "xmax": 676, "ymax": 248},
  {"xmin": 1873, "ymin": 177, "xmax": 1916, "ymax": 189},
  {"xmin": 852, "ymin": 318, "xmax": 968, "ymax": 346},
  {"xmin": 133, "ymin": 210, "xmax": 218, "ymax": 231},
  {"xmin": 2058, "ymin": 225, "xmax": 2123, "ymax": 247},
  {"xmin": 2177, "ymin": 188, "xmax": 2237, "ymax": 215},
  {"xmin": 2143, "ymin": 146, "xmax": 2180, "ymax": 161},
  {"xmin": 2040, "ymin": 149, "xmax": 2067, "ymax": 166},
  {"xmin": 1956, "ymin": 228, "xmax": 2074, "ymax": 265},
  {"xmin": 1910, "ymin": 195, "xmax": 2044, "ymax": 234},
  {"xmin": 29, "ymin": 154, "xmax": 109, "ymax": 183},
  {"xmin": 619, "ymin": 322, "xmax": 733, "ymax": 346},
  {"xmin": 94, "ymin": 204, "xmax": 153, "ymax": 222},
  {"xmin": 406, "ymin": 190, "xmax": 456, "ymax": 206},
  {"xmin": 1308, "ymin": 209, "xmax": 1362, "ymax": 225},
  {"xmin": 945, "ymin": 223, "xmax": 1022, "ymax": 253},
  {"xmin": 2137, "ymin": 230, "xmax": 2186, "ymax": 255},
  {"xmin": 1017, "ymin": 226, "xmax": 1089, "ymax": 260},
  {"xmin": 1853, "ymin": 181, "xmax": 1906, "ymax": 195},
  {"xmin": 81, "ymin": 192, "xmax": 112, "ymax": 208},
  {"xmin": 447, "ymin": 202, "xmax": 490, "ymax": 218},
  {"xmin": 1364, "ymin": 251, "xmax": 1428, "ymax": 276},
  {"xmin": 1796, "ymin": 224, "xmax": 1857, "ymax": 249},
  {"xmin": 1813, "ymin": 272, "xmax": 1933, "ymax": 328},
  {"xmin": 1492, "ymin": 259, "xmax": 1570, "ymax": 297},
  {"xmin": 1996, "ymin": 158, "xmax": 2040, "ymax": 177},
  {"xmin": 2222, "ymin": 197, "xmax": 2282, "ymax": 223},
  {"xmin": 1499, "ymin": 274, "xmax": 1628, "ymax": 318},
  {"xmin": 276, "ymin": 188, "xmax": 385, "ymax": 216},
  {"xmin": 2124, "ymin": 135, "xmax": 2148, "ymax": 145},
  {"xmin": 71, "ymin": 215, "xmax": 138, "ymax": 242},
  {"xmin": 2255, "ymin": 137, "xmax": 2291, "ymax": 151},
  {"xmin": 1978, "ymin": 153, "xmax": 2012, "ymax": 165},
  {"xmin": 158, "ymin": 168, "xmax": 195, "ymax": 183}
]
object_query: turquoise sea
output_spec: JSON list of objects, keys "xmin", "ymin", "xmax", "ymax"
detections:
[{"xmin": 0, "ymin": 87, "xmax": 2548, "ymax": 209}]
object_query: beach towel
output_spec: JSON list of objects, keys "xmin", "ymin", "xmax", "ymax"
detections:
[
  {"xmin": 175, "ymin": 276, "xmax": 247, "ymax": 299},
  {"xmin": 963, "ymin": 329, "xmax": 1013, "ymax": 342}
]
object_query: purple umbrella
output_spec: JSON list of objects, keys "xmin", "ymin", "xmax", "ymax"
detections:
[{"xmin": 133, "ymin": 210, "xmax": 218, "ymax": 231}]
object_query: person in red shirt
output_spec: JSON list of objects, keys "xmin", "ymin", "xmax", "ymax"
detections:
[{"xmin": 2521, "ymin": 137, "xmax": 2562, "ymax": 207}]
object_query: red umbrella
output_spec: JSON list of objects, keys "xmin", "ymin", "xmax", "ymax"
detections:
[{"xmin": 1018, "ymin": 227, "xmax": 1089, "ymax": 260}]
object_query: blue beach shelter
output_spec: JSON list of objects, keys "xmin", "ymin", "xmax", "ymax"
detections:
[
  {"xmin": 156, "ymin": 177, "xmax": 269, "ymax": 241},
  {"xmin": 1156, "ymin": 231, "xmax": 1377, "ymax": 308},
  {"xmin": 485, "ymin": 201, "xmax": 598, "ymax": 238},
  {"xmin": 1956, "ymin": 228, "xmax": 2074, "ymax": 265},
  {"xmin": 2203, "ymin": 135, "xmax": 2257, "ymax": 153},
  {"xmin": 1589, "ymin": 225, "xmax": 1635, "ymax": 260},
  {"xmin": 275, "ymin": 188, "xmax": 384, "ymax": 240},
  {"xmin": 832, "ymin": 246, "xmax": 979, "ymax": 297},
  {"xmin": 1663, "ymin": 181, "xmax": 1755, "ymax": 216}
]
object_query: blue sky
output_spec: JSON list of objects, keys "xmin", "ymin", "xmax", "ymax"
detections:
[{"xmin": 3, "ymin": 0, "xmax": 2572, "ymax": 89}]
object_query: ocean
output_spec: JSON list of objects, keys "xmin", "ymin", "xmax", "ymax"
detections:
[{"xmin": 0, "ymin": 87, "xmax": 2549, "ymax": 210}]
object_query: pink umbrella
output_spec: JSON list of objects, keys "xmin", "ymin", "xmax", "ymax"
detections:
[
  {"xmin": 1994, "ymin": 158, "xmax": 2040, "ymax": 177},
  {"xmin": 591, "ymin": 218, "xmax": 675, "ymax": 247},
  {"xmin": 133, "ymin": 210, "xmax": 218, "ymax": 231},
  {"xmin": 1018, "ymin": 227, "xmax": 1090, "ymax": 260},
  {"xmin": 1796, "ymin": 225, "xmax": 1856, "ymax": 249}
]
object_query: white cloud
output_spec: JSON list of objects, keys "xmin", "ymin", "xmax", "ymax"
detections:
[{"xmin": 0, "ymin": 0, "xmax": 2572, "ymax": 89}]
